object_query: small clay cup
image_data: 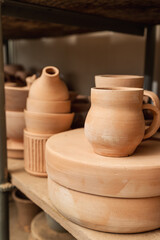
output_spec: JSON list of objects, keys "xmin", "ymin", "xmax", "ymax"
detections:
[
  {"xmin": 5, "ymin": 85, "xmax": 29, "ymax": 111},
  {"xmin": 24, "ymin": 110, "xmax": 74, "ymax": 134},
  {"xmin": 95, "ymin": 75, "xmax": 144, "ymax": 88},
  {"xmin": 85, "ymin": 87, "xmax": 160, "ymax": 157},
  {"xmin": 12, "ymin": 188, "xmax": 41, "ymax": 232},
  {"xmin": 27, "ymin": 98, "xmax": 71, "ymax": 114},
  {"xmin": 6, "ymin": 111, "xmax": 25, "ymax": 140}
]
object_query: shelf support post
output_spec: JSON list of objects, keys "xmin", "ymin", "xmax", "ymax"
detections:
[
  {"xmin": 144, "ymin": 26, "xmax": 156, "ymax": 90},
  {"xmin": 0, "ymin": 3, "xmax": 9, "ymax": 240}
]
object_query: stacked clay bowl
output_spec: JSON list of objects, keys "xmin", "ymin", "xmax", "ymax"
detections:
[
  {"xmin": 46, "ymin": 128, "xmax": 160, "ymax": 233},
  {"xmin": 24, "ymin": 66, "xmax": 74, "ymax": 177},
  {"xmin": 5, "ymin": 84, "xmax": 29, "ymax": 159}
]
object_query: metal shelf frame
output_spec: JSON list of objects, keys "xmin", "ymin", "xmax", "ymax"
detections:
[{"xmin": 0, "ymin": 1, "xmax": 157, "ymax": 239}]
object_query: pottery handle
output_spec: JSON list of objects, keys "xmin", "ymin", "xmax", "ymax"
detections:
[
  {"xmin": 143, "ymin": 104, "xmax": 160, "ymax": 139},
  {"xmin": 143, "ymin": 90, "xmax": 160, "ymax": 109}
]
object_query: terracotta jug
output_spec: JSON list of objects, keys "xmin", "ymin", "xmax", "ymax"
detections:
[
  {"xmin": 85, "ymin": 87, "xmax": 160, "ymax": 157},
  {"xmin": 29, "ymin": 66, "xmax": 69, "ymax": 101}
]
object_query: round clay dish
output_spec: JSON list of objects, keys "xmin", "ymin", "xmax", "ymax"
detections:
[
  {"xmin": 48, "ymin": 178, "xmax": 160, "ymax": 233},
  {"xmin": 46, "ymin": 128, "xmax": 160, "ymax": 198}
]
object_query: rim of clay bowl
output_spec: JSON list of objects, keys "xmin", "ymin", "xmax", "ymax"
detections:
[
  {"xmin": 92, "ymin": 87, "xmax": 144, "ymax": 92},
  {"xmin": 24, "ymin": 109, "xmax": 74, "ymax": 117},
  {"xmin": 6, "ymin": 111, "xmax": 24, "ymax": 117},
  {"xmin": 5, "ymin": 85, "xmax": 29, "ymax": 91},
  {"xmin": 95, "ymin": 74, "xmax": 144, "ymax": 79},
  {"xmin": 27, "ymin": 98, "xmax": 71, "ymax": 104}
]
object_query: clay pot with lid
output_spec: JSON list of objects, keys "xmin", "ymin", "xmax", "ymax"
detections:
[
  {"xmin": 85, "ymin": 87, "xmax": 160, "ymax": 157},
  {"xmin": 29, "ymin": 66, "xmax": 69, "ymax": 101}
]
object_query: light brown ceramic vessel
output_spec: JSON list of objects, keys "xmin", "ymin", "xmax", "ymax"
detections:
[
  {"xmin": 27, "ymin": 98, "xmax": 71, "ymax": 114},
  {"xmin": 46, "ymin": 128, "xmax": 160, "ymax": 198},
  {"xmin": 29, "ymin": 66, "xmax": 69, "ymax": 101},
  {"xmin": 48, "ymin": 178, "xmax": 160, "ymax": 233},
  {"xmin": 85, "ymin": 87, "xmax": 159, "ymax": 157},
  {"xmin": 7, "ymin": 139, "xmax": 24, "ymax": 159},
  {"xmin": 24, "ymin": 110, "xmax": 74, "ymax": 134},
  {"xmin": 95, "ymin": 75, "xmax": 144, "ymax": 88},
  {"xmin": 24, "ymin": 129, "xmax": 52, "ymax": 177},
  {"xmin": 12, "ymin": 188, "xmax": 41, "ymax": 232},
  {"xmin": 5, "ymin": 85, "xmax": 29, "ymax": 111},
  {"xmin": 6, "ymin": 111, "xmax": 25, "ymax": 140}
]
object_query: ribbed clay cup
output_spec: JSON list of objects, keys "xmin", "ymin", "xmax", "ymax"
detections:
[
  {"xmin": 29, "ymin": 66, "xmax": 69, "ymax": 101},
  {"xmin": 24, "ymin": 129, "xmax": 52, "ymax": 177}
]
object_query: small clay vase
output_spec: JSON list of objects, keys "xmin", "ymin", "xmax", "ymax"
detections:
[
  {"xmin": 85, "ymin": 87, "xmax": 160, "ymax": 157},
  {"xmin": 12, "ymin": 188, "xmax": 41, "ymax": 232},
  {"xmin": 29, "ymin": 66, "xmax": 69, "ymax": 101}
]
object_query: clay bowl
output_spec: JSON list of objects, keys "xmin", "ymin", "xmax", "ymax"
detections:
[
  {"xmin": 6, "ymin": 111, "xmax": 25, "ymax": 140},
  {"xmin": 95, "ymin": 75, "xmax": 144, "ymax": 88},
  {"xmin": 5, "ymin": 85, "xmax": 29, "ymax": 111},
  {"xmin": 48, "ymin": 178, "xmax": 160, "ymax": 234},
  {"xmin": 24, "ymin": 110, "xmax": 74, "ymax": 134},
  {"xmin": 27, "ymin": 98, "xmax": 71, "ymax": 114}
]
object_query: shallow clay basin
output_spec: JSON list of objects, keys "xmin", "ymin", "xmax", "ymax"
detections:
[
  {"xmin": 24, "ymin": 110, "xmax": 74, "ymax": 134},
  {"xmin": 27, "ymin": 98, "xmax": 71, "ymax": 114}
]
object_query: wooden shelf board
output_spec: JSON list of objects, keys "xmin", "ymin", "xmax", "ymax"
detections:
[{"xmin": 8, "ymin": 158, "xmax": 160, "ymax": 240}]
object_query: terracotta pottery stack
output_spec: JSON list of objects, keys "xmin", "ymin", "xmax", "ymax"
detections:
[
  {"xmin": 46, "ymin": 75, "xmax": 160, "ymax": 234},
  {"xmin": 24, "ymin": 66, "xmax": 74, "ymax": 177},
  {"xmin": 5, "ymin": 84, "xmax": 29, "ymax": 159}
]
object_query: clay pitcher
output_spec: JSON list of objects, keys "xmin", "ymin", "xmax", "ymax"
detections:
[
  {"xmin": 84, "ymin": 87, "xmax": 160, "ymax": 157},
  {"xmin": 29, "ymin": 66, "xmax": 69, "ymax": 101}
]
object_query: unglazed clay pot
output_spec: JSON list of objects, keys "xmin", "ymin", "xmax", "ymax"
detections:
[
  {"xmin": 95, "ymin": 75, "xmax": 144, "ymax": 88},
  {"xmin": 12, "ymin": 188, "xmax": 41, "ymax": 232},
  {"xmin": 85, "ymin": 87, "xmax": 160, "ymax": 157},
  {"xmin": 48, "ymin": 178, "xmax": 160, "ymax": 233},
  {"xmin": 29, "ymin": 66, "xmax": 69, "ymax": 101},
  {"xmin": 46, "ymin": 128, "xmax": 160, "ymax": 198},
  {"xmin": 5, "ymin": 85, "xmax": 29, "ymax": 111},
  {"xmin": 27, "ymin": 98, "xmax": 71, "ymax": 114},
  {"xmin": 24, "ymin": 129, "xmax": 52, "ymax": 177},
  {"xmin": 24, "ymin": 110, "xmax": 74, "ymax": 134},
  {"xmin": 29, "ymin": 212, "xmax": 75, "ymax": 240},
  {"xmin": 6, "ymin": 111, "xmax": 25, "ymax": 140}
]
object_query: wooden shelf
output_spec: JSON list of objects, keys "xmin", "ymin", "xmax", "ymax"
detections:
[{"xmin": 8, "ymin": 158, "xmax": 160, "ymax": 240}]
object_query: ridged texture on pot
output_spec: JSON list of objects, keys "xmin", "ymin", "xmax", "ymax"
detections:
[
  {"xmin": 24, "ymin": 129, "xmax": 52, "ymax": 177},
  {"xmin": 48, "ymin": 178, "xmax": 160, "ymax": 234},
  {"xmin": 46, "ymin": 129, "xmax": 160, "ymax": 198}
]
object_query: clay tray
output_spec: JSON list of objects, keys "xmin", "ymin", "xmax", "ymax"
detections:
[{"xmin": 46, "ymin": 128, "xmax": 160, "ymax": 198}]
